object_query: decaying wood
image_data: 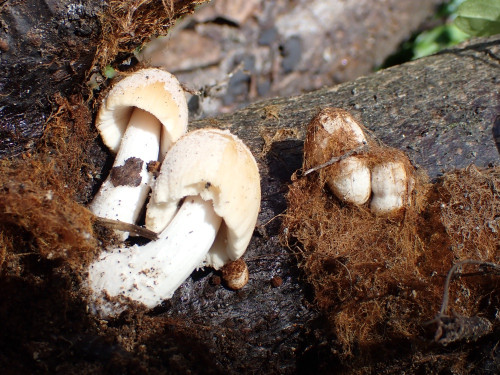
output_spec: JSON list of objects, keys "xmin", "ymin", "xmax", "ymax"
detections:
[
  {"xmin": 0, "ymin": 0, "xmax": 206, "ymax": 158},
  {"xmin": 191, "ymin": 35, "xmax": 500, "ymax": 180},
  {"xmin": 177, "ymin": 34, "xmax": 500, "ymax": 372}
]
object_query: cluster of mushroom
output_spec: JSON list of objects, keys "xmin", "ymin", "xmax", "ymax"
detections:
[
  {"xmin": 303, "ymin": 108, "xmax": 413, "ymax": 213},
  {"xmin": 86, "ymin": 69, "xmax": 260, "ymax": 318}
]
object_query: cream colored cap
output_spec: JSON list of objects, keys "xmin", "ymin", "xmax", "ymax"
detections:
[
  {"xmin": 303, "ymin": 108, "xmax": 371, "ymax": 205},
  {"xmin": 96, "ymin": 68, "xmax": 188, "ymax": 159},
  {"xmin": 329, "ymin": 156, "xmax": 371, "ymax": 205},
  {"xmin": 370, "ymin": 161, "xmax": 408, "ymax": 213},
  {"xmin": 146, "ymin": 128, "xmax": 261, "ymax": 269}
]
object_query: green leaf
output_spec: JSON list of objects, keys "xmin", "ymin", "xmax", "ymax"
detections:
[
  {"xmin": 412, "ymin": 24, "xmax": 469, "ymax": 59},
  {"xmin": 454, "ymin": 0, "xmax": 500, "ymax": 36},
  {"xmin": 103, "ymin": 65, "xmax": 117, "ymax": 79}
]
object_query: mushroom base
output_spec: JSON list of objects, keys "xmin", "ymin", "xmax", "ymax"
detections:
[{"xmin": 282, "ymin": 165, "xmax": 500, "ymax": 359}]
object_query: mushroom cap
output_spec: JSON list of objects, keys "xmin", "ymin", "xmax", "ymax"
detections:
[
  {"xmin": 304, "ymin": 108, "xmax": 367, "ymax": 170},
  {"xmin": 146, "ymin": 128, "xmax": 261, "ymax": 269},
  {"xmin": 370, "ymin": 161, "xmax": 408, "ymax": 213},
  {"xmin": 328, "ymin": 156, "xmax": 371, "ymax": 205},
  {"xmin": 96, "ymin": 68, "xmax": 188, "ymax": 159},
  {"xmin": 303, "ymin": 108, "xmax": 370, "ymax": 205},
  {"xmin": 221, "ymin": 258, "xmax": 249, "ymax": 290}
]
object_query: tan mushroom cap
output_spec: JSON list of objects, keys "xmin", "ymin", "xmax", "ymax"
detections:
[
  {"xmin": 304, "ymin": 108, "xmax": 371, "ymax": 205},
  {"xmin": 146, "ymin": 128, "xmax": 261, "ymax": 270},
  {"xmin": 370, "ymin": 161, "xmax": 409, "ymax": 213},
  {"xmin": 96, "ymin": 68, "xmax": 188, "ymax": 159},
  {"xmin": 304, "ymin": 108, "xmax": 367, "ymax": 169}
]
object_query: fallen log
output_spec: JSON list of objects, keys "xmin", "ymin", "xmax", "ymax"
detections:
[{"xmin": 178, "ymin": 34, "xmax": 500, "ymax": 373}]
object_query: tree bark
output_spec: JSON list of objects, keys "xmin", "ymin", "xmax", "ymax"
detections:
[
  {"xmin": 0, "ymin": 0, "xmax": 203, "ymax": 157},
  {"xmin": 191, "ymin": 35, "xmax": 500, "ymax": 180},
  {"xmin": 0, "ymin": 0, "xmax": 445, "ymax": 158}
]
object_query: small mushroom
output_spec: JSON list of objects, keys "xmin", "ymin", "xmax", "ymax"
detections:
[
  {"xmin": 370, "ymin": 161, "xmax": 409, "ymax": 214},
  {"xmin": 86, "ymin": 129, "xmax": 261, "ymax": 317},
  {"xmin": 304, "ymin": 108, "xmax": 371, "ymax": 205},
  {"xmin": 221, "ymin": 258, "xmax": 249, "ymax": 290},
  {"xmin": 89, "ymin": 68, "xmax": 188, "ymax": 239},
  {"xmin": 330, "ymin": 156, "xmax": 371, "ymax": 204}
]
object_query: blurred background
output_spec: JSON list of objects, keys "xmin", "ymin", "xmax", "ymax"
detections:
[{"xmin": 136, "ymin": 0, "xmax": 470, "ymax": 118}]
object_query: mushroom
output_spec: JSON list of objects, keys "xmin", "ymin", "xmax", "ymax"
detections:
[
  {"xmin": 89, "ymin": 68, "xmax": 188, "ymax": 239},
  {"xmin": 370, "ymin": 161, "xmax": 409, "ymax": 214},
  {"xmin": 304, "ymin": 108, "xmax": 371, "ymax": 205},
  {"xmin": 87, "ymin": 128, "xmax": 261, "ymax": 317},
  {"xmin": 221, "ymin": 258, "xmax": 249, "ymax": 290}
]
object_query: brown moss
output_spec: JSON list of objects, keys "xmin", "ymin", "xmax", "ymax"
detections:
[
  {"xmin": 284, "ymin": 173, "xmax": 431, "ymax": 354},
  {"xmin": 0, "ymin": 2, "xmax": 209, "ymax": 272},
  {"xmin": 95, "ymin": 0, "xmax": 209, "ymax": 69},
  {"xmin": 282, "ymin": 110, "xmax": 500, "ymax": 357},
  {"xmin": 435, "ymin": 166, "xmax": 499, "ymax": 261},
  {"xmin": 0, "ymin": 94, "xmax": 99, "ymax": 270}
]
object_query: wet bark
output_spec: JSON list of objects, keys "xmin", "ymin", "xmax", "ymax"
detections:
[{"xmin": 191, "ymin": 35, "xmax": 500, "ymax": 180}]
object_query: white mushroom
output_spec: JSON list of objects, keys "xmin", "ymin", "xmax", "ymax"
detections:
[
  {"xmin": 330, "ymin": 156, "xmax": 371, "ymax": 204},
  {"xmin": 89, "ymin": 68, "xmax": 188, "ymax": 239},
  {"xmin": 370, "ymin": 161, "xmax": 409, "ymax": 214},
  {"xmin": 87, "ymin": 129, "xmax": 261, "ymax": 317},
  {"xmin": 221, "ymin": 258, "xmax": 249, "ymax": 290},
  {"xmin": 304, "ymin": 108, "xmax": 371, "ymax": 205}
]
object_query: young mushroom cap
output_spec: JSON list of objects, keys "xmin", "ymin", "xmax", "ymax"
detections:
[
  {"xmin": 304, "ymin": 108, "xmax": 371, "ymax": 205},
  {"xmin": 96, "ymin": 68, "xmax": 188, "ymax": 159},
  {"xmin": 221, "ymin": 258, "xmax": 249, "ymax": 290},
  {"xmin": 370, "ymin": 161, "xmax": 409, "ymax": 214},
  {"xmin": 146, "ymin": 128, "xmax": 261, "ymax": 270},
  {"xmin": 330, "ymin": 156, "xmax": 371, "ymax": 204}
]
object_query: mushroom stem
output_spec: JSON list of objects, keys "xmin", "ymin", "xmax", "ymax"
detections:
[
  {"xmin": 87, "ymin": 195, "xmax": 222, "ymax": 317},
  {"xmin": 90, "ymin": 108, "xmax": 160, "ymax": 239}
]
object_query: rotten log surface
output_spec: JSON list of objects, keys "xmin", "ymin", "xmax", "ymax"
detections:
[
  {"xmin": 0, "ymin": 0, "xmax": 201, "ymax": 158},
  {"xmin": 191, "ymin": 35, "xmax": 500, "ymax": 180},
  {"xmin": 160, "ymin": 35, "xmax": 500, "ymax": 372},
  {"xmin": 0, "ymin": 0, "xmax": 103, "ymax": 157}
]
